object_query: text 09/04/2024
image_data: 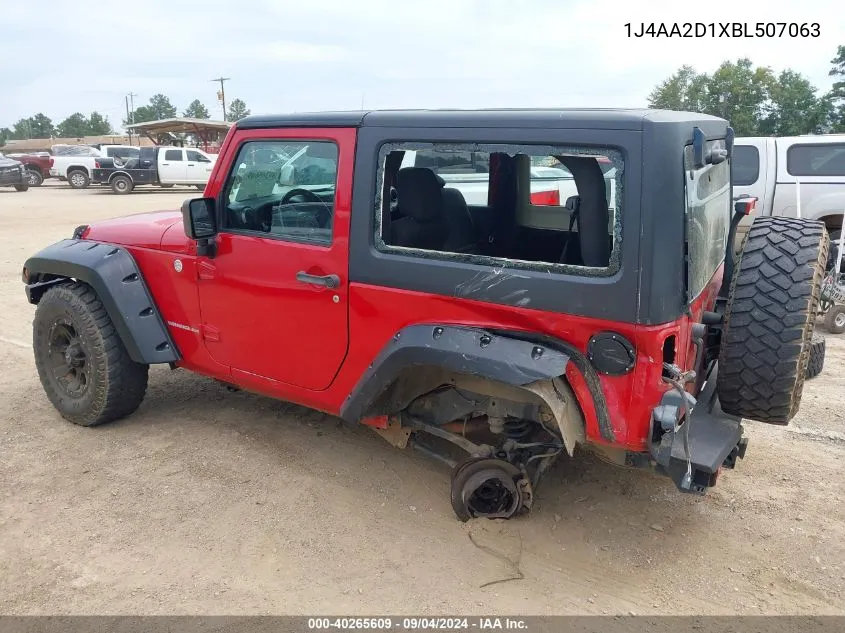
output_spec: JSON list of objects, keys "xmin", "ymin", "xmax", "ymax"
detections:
[{"xmin": 624, "ymin": 22, "xmax": 820, "ymax": 38}]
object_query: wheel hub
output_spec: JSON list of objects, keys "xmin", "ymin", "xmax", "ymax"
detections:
[
  {"xmin": 836, "ymin": 312, "xmax": 845, "ymax": 328},
  {"xmin": 48, "ymin": 321, "xmax": 89, "ymax": 397},
  {"xmin": 462, "ymin": 469, "xmax": 521, "ymax": 518},
  {"xmin": 451, "ymin": 458, "xmax": 530, "ymax": 521}
]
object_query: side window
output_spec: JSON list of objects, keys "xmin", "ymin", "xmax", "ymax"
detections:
[
  {"xmin": 375, "ymin": 142, "xmax": 622, "ymax": 274},
  {"xmin": 221, "ymin": 140, "xmax": 338, "ymax": 245},
  {"xmin": 731, "ymin": 145, "xmax": 760, "ymax": 186},
  {"xmin": 187, "ymin": 150, "xmax": 210, "ymax": 163},
  {"xmin": 787, "ymin": 143, "xmax": 845, "ymax": 177},
  {"xmin": 164, "ymin": 149, "xmax": 183, "ymax": 161}
]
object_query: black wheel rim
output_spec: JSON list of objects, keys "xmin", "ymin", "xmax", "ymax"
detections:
[{"xmin": 47, "ymin": 320, "xmax": 89, "ymax": 398}]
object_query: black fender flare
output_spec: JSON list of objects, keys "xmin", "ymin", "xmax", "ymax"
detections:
[
  {"xmin": 22, "ymin": 239, "xmax": 179, "ymax": 365},
  {"xmin": 108, "ymin": 170, "xmax": 134, "ymax": 183},
  {"xmin": 340, "ymin": 324, "xmax": 615, "ymax": 441}
]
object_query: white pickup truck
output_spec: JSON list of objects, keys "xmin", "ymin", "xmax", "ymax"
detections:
[
  {"xmin": 49, "ymin": 144, "xmax": 140, "ymax": 189},
  {"xmin": 91, "ymin": 146, "xmax": 217, "ymax": 194},
  {"xmin": 732, "ymin": 135, "xmax": 845, "ymax": 260}
]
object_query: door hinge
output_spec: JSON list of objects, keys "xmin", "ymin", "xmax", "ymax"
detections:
[
  {"xmin": 197, "ymin": 260, "xmax": 217, "ymax": 280},
  {"xmin": 201, "ymin": 325, "xmax": 220, "ymax": 342}
]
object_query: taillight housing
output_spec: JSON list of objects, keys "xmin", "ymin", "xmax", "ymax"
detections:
[
  {"xmin": 94, "ymin": 160, "xmax": 101, "ymax": 168},
  {"xmin": 530, "ymin": 189, "xmax": 561, "ymax": 206},
  {"xmin": 49, "ymin": 158, "xmax": 54, "ymax": 167}
]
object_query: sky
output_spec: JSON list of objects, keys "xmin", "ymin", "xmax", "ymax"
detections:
[{"xmin": 1, "ymin": 0, "xmax": 843, "ymax": 130}]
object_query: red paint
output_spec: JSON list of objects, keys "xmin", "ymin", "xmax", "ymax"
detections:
[
  {"xmin": 85, "ymin": 210, "xmax": 182, "ymax": 250},
  {"xmin": 80, "ymin": 124, "xmax": 727, "ymax": 454},
  {"xmin": 361, "ymin": 415, "xmax": 389, "ymax": 430}
]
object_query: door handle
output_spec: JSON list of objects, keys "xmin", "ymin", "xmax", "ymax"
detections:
[
  {"xmin": 187, "ymin": 163, "xmax": 195, "ymax": 166},
  {"xmin": 162, "ymin": 163, "xmax": 169, "ymax": 166},
  {"xmin": 296, "ymin": 271, "xmax": 340, "ymax": 289}
]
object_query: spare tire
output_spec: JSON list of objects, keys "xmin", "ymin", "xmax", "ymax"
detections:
[
  {"xmin": 805, "ymin": 332, "xmax": 825, "ymax": 380},
  {"xmin": 717, "ymin": 216, "xmax": 829, "ymax": 424}
]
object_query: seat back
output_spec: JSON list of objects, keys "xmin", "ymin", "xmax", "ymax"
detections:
[
  {"xmin": 441, "ymin": 187, "xmax": 476, "ymax": 252},
  {"xmin": 390, "ymin": 167, "xmax": 449, "ymax": 250}
]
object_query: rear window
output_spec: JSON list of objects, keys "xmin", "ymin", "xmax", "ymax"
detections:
[
  {"xmin": 107, "ymin": 147, "xmax": 139, "ymax": 160},
  {"xmin": 684, "ymin": 141, "xmax": 730, "ymax": 300},
  {"xmin": 164, "ymin": 149, "xmax": 183, "ymax": 161},
  {"xmin": 731, "ymin": 145, "xmax": 760, "ymax": 186},
  {"xmin": 787, "ymin": 143, "xmax": 845, "ymax": 177}
]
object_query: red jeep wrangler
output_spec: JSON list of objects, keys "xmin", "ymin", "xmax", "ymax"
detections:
[{"xmin": 22, "ymin": 110, "xmax": 829, "ymax": 521}]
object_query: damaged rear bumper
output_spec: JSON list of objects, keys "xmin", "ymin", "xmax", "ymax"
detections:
[{"xmin": 649, "ymin": 363, "xmax": 747, "ymax": 495}]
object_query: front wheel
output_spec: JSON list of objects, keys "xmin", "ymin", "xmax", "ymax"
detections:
[
  {"xmin": 26, "ymin": 169, "xmax": 43, "ymax": 186},
  {"xmin": 67, "ymin": 170, "xmax": 90, "ymax": 189},
  {"xmin": 111, "ymin": 174, "xmax": 134, "ymax": 194},
  {"xmin": 33, "ymin": 282, "xmax": 149, "ymax": 426},
  {"xmin": 14, "ymin": 184, "xmax": 28, "ymax": 192}
]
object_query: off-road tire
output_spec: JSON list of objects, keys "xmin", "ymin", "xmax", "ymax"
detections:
[
  {"xmin": 717, "ymin": 216, "xmax": 829, "ymax": 424},
  {"xmin": 67, "ymin": 169, "xmax": 90, "ymax": 189},
  {"xmin": 111, "ymin": 174, "xmax": 134, "ymax": 194},
  {"xmin": 26, "ymin": 169, "xmax": 43, "ymax": 186},
  {"xmin": 805, "ymin": 333, "xmax": 825, "ymax": 380},
  {"xmin": 824, "ymin": 304, "xmax": 845, "ymax": 334},
  {"xmin": 33, "ymin": 282, "xmax": 149, "ymax": 426},
  {"xmin": 14, "ymin": 184, "xmax": 28, "ymax": 192}
]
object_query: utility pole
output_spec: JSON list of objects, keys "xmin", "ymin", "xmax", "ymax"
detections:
[
  {"xmin": 211, "ymin": 77, "xmax": 230, "ymax": 121},
  {"xmin": 125, "ymin": 95, "xmax": 132, "ymax": 144}
]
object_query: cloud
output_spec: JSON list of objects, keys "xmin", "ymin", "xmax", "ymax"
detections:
[{"xmin": 0, "ymin": 0, "xmax": 842, "ymax": 127}]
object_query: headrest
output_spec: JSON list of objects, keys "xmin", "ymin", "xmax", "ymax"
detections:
[{"xmin": 396, "ymin": 167, "xmax": 445, "ymax": 222}]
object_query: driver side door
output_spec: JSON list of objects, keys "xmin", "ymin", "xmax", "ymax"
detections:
[{"xmin": 195, "ymin": 128, "xmax": 354, "ymax": 391}]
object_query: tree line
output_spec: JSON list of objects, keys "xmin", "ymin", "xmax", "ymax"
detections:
[
  {"xmin": 648, "ymin": 45, "xmax": 845, "ymax": 136},
  {"xmin": 126, "ymin": 93, "xmax": 250, "ymax": 126},
  {"xmin": 1, "ymin": 94, "xmax": 251, "ymax": 145}
]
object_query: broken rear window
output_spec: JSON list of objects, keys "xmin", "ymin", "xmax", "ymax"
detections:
[{"xmin": 375, "ymin": 142, "xmax": 623, "ymax": 275}]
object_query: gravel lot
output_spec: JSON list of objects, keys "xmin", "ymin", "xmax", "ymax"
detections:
[{"xmin": 1, "ymin": 182, "xmax": 844, "ymax": 615}]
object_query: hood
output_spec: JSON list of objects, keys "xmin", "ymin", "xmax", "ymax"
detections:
[
  {"xmin": 0, "ymin": 156, "xmax": 23, "ymax": 167},
  {"xmin": 83, "ymin": 209, "xmax": 183, "ymax": 250}
]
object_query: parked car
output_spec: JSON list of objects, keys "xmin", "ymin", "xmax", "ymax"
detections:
[
  {"xmin": 0, "ymin": 155, "xmax": 28, "ymax": 191},
  {"xmin": 732, "ymin": 135, "xmax": 845, "ymax": 266},
  {"xmin": 22, "ymin": 109, "xmax": 830, "ymax": 522},
  {"xmin": 3, "ymin": 152, "xmax": 53, "ymax": 186},
  {"xmin": 91, "ymin": 146, "xmax": 216, "ymax": 193},
  {"xmin": 50, "ymin": 144, "xmax": 141, "ymax": 189}
]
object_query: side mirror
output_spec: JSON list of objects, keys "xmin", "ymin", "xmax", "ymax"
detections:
[{"xmin": 182, "ymin": 198, "xmax": 217, "ymax": 240}]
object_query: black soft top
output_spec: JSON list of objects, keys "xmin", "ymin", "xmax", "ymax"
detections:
[{"xmin": 235, "ymin": 108, "xmax": 726, "ymax": 131}]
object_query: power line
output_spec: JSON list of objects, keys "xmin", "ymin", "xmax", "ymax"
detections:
[{"xmin": 210, "ymin": 77, "xmax": 230, "ymax": 121}]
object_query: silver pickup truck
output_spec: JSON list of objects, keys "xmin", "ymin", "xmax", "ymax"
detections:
[{"xmin": 732, "ymin": 135, "xmax": 845, "ymax": 265}]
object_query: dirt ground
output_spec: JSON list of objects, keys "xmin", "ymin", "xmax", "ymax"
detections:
[{"xmin": 1, "ymin": 181, "xmax": 843, "ymax": 616}]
